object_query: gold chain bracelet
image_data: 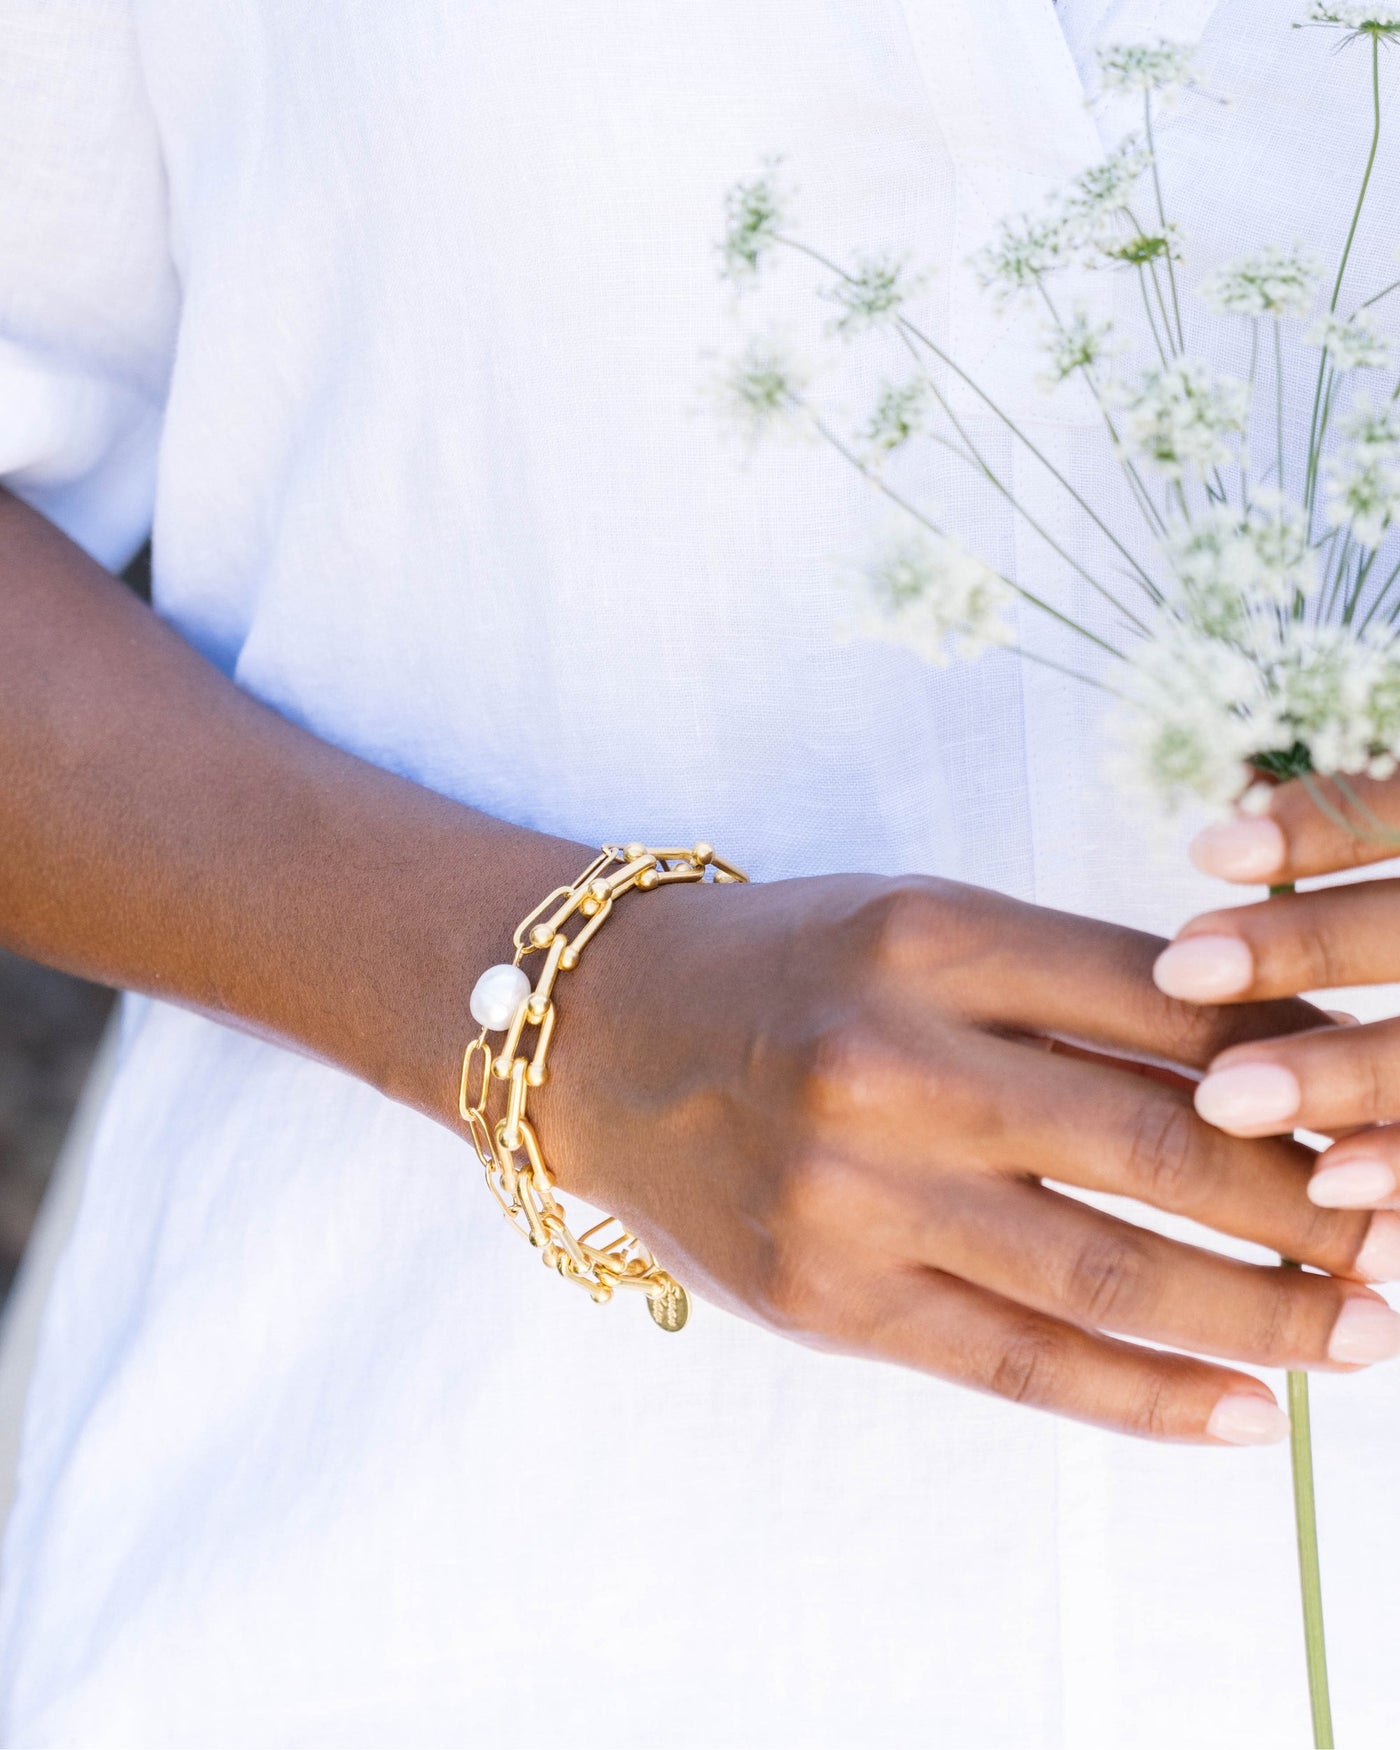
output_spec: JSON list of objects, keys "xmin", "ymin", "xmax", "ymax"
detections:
[{"xmin": 460, "ymin": 841, "xmax": 748, "ymax": 1331}]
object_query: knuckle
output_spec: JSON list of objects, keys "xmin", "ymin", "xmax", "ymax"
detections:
[
  {"xmin": 1294, "ymin": 912, "xmax": 1348, "ymax": 993},
  {"xmin": 1343, "ymin": 1043, "xmax": 1392, "ymax": 1124},
  {"xmin": 794, "ymin": 1024, "xmax": 902, "ymax": 1126},
  {"xmin": 1122, "ymin": 1097, "xmax": 1205, "ymax": 1210},
  {"xmin": 853, "ymin": 877, "xmax": 994, "ymax": 980},
  {"xmin": 773, "ymin": 1147, "xmax": 863, "ymax": 1236},
  {"xmin": 987, "ymin": 1321, "xmax": 1069, "ymax": 1409},
  {"xmin": 1121, "ymin": 1371, "xmax": 1174, "ymax": 1441},
  {"xmin": 1061, "ymin": 1233, "xmax": 1152, "ymax": 1329},
  {"xmin": 1250, "ymin": 1268, "xmax": 1302, "ymax": 1366}
]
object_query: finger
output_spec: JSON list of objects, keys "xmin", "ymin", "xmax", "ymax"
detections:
[
  {"xmin": 1190, "ymin": 771, "xmax": 1400, "ymax": 885},
  {"xmin": 1309, "ymin": 1123, "xmax": 1400, "ymax": 1209},
  {"xmin": 1198, "ymin": 1016, "xmax": 1400, "ymax": 1143},
  {"xmin": 1154, "ymin": 880, "xmax": 1400, "ymax": 1003},
  {"xmin": 908, "ymin": 1177, "xmax": 1400, "ymax": 1373},
  {"xmin": 872, "ymin": 1264, "xmax": 1290, "ymax": 1445},
  {"xmin": 904, "ymin": 1027, "xmax": 1399, "ymax": 1284},
  {"xmin": 881, "ymin": 881, "xmax": 1328, "ymax": 1072}
]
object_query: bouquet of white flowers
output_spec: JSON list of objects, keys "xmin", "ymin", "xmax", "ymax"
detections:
[{"xmin": 714, "ymin": 8, "xmax": 1400, "ymax": 1745}]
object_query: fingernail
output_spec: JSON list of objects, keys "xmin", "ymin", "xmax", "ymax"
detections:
[
  {"xmin": 1153, "ymin": 935, "xmax": 1254, "ymax": 1001},
  {"xmin": 1194, "ymin": 1062, "xmax": 1301, "ymax": 1131},
  {"xmin": 1328, "ymin": 1297, "xmax": 1400, "ymax": 1365},
  {"xmin": 1310, "ymin": 1157, "xmax": 1398, "ymax": 1209},
  {"xmin": 1189, "ymin": 817, "xmax": 1287, "ymax": 882},
  {"xmin": 1206, "ymin": 1392, "xmax": 1290, "ymax": 1445},
  {"xmin": 1355, "ymin": 1212, "xmax": 1400, "ymax": 1281}
]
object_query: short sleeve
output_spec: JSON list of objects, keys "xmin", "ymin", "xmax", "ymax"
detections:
[{"xmin": 0, "ymin": 3, "xmax": 178, "ymax": 569}]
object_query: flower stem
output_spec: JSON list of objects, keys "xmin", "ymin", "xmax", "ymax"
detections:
[{"xmin": 1273, "ymin": 879, "xmax": 1334, "ymax": 1750}]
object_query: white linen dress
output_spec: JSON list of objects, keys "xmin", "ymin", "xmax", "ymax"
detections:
[{"xmin": 1, "ymin": 1, "xmax": 1398, "ymax": 1744}]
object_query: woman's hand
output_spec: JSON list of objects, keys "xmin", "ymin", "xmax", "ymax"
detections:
[
  {"xmin": 1156, "ymin": 770, "xmax": 1400, "ymax": 1214},
  {"xmin": 4, "ymin": 491, "xmax": 1394, "ymax": 1453},
  {"xmin": 537, "ymin": 869, "xmax": 1400, "ymax": 1447}
]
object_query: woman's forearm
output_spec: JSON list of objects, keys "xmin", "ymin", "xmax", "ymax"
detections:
[{"xmin": 0, "ymin": 488, "xmax": 587, "ymax": 1125}]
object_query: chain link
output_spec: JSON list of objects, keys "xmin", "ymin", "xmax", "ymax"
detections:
[{"xmin": 460, "ymin": 841, "xmax": 747, "ymax": 1330}]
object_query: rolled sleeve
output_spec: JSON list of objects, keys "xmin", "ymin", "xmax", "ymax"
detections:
[{"xmin": 0, "ymin": 1, "xmax": 178, "ymax": 569}]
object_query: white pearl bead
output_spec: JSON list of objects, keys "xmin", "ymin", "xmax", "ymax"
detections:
[{"xmin": 469, "ymin": 962, "xmax": 531, "ymax": 1032}]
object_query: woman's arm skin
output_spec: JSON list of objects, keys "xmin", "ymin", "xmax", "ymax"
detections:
[
  {"xmin": 1157, "ymin": 774, "xmax": 1400, "ymax": 1214},
  {"xmin": 5, "ymin": 487, "xmax": 1398, "ymax": 1444}
]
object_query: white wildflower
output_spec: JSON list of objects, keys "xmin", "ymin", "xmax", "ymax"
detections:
[
  {"xmin": 719, "ymin": 161, "xmax": 789, "ymax": 282},
  {"xmin": 824, "ymin": 251, "xmax": 921, "ymax": 334},
  {"xmin": 1116, "ymin": 358, "xmax": 1250, "ymax": 481},
  {"xmin": 714, "ymin": 336, "xmax": 808, "ymax": 440},
  {"xmin": 862, "ymin": 378, "xmax": 931, "ymax": 460},
  {"xmin": 1042, "ymin": 309, "xmax": 1116, "ymax": 385},
  {"xmin": 1165, "ymin": 493, "xmax": 1316, "ymax": 639},
  {"xmin": 1198, "ymin": 246, "xmax": 1322, "ymax": 319},
  {"xmin": 1268, "ymin": 622, "xmax": 1400, "ymax": 776},
  {"xmin": 1096, "ymin": 224, "xmax": 1182, "ymax": 273},
  {"xmin": 1323, "ymin": 395, "xmax": 1400, "ymax": 547},
  {"xmin": 1066, "ymin": 136, "xmax": 1154, "ymax": 225},
  {"xmin": 1113, "ymin": 626, "xmax": 1274, "ymax": 813},
  {"xmin": 1096, "ymin": 39, "xmax": 1199, "ymax": 96},
  {"xmin": 972, "ymin": 209, "xmax": 1075, "ymax": 304},
  {"xmin": 1306, "ymin": 3, "xmax": 1400, "ymax": 34},
  {"xmin": 1309, "ymin": 311, "xmax": 1392, "ymax": 372},
  {"xmin": 856, "ymin": 527, "xmax": 1015, "ymax": 665}
]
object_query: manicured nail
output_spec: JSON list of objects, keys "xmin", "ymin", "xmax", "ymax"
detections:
[
  {"xmin": 1153, "ymin": 935, "xmax": 1254, "ymax": 1001},
  {"xmin": 1194, "ymin": 1062, "xmax": 1301, "ymax": 1131},
  {"xmin": 1310, "ymin": 1157, "xmax": 1398, "ymax": 1209},
  {"xmin": 1206, "ymin": 1392, "xmax": 1290, "ymax": 1445},
  {"xmin": 1328, "ymin": 1297, "xmax": 1400, "ymax": 1365},
  {"xmin": 1189, "ymin": 817, "xmax": 1287, "ymax": 882},
  {"xmin": 1354, "ymin": 1212, "xmax": 1400, "ymax": 1281}
]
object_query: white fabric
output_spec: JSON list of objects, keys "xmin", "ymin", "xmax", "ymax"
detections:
[{"xmin": 2, "ymin": 2, "xmax": 1399, "ymax": 1744}]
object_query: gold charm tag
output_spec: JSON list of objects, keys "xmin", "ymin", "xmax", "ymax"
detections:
[{"xmin": 647, "ymin": 1278, "xmax": 690, "ymax": 1332}]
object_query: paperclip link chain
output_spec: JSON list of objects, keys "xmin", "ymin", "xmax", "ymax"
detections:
[{"xmin": 459, "ymin": 841, "xmax": 748, "ymax": 1331}]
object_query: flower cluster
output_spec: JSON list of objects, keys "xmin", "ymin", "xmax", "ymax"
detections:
[
  {"xmin": 822, "ymin": 251, "xmax": 919, "ymax": 334},
  {"xmin": 1114, "ymin": 628, "xmax": 1269, "ymax": 811},
  {"xmin": 1306, "ymin": 2, "xmax": 1400, "ymax": 35},
  {"xmin": 719, "ymin": 161, "xmax": 788, "ymax": 282},
  {"xmin": 1199, "ymin": 246, "xmax": 1322, "ymax": 319},
  {"xmin": 1070, "ymin": 135, "xmax": 1154, "ymax": 217},
  {"xmin": 711, "ymin": 23, "xmax": 1400, "ymax": 822},
  {"xmin": 855, "ymin": 527, "xmax": 1015, "ymax": 665},
  {"xmin": 1268, "ymin": 624, "xmax": 1400, "ymax": 778},
  {"xmin": 973, "ymin": 210, "xmax": 1077, "ymax": 305},
  {"xmin": 1116, "ymin": 357, "xmax": 1250, "ymax": 480},
  {"xmin": 1324, "ymin": 396, "xmax": 1400, "ymax": 547},
  {"xmin": 862, "ymin": 378, "xmax": 931, "ymax": 460},
  {"xmin": 1118, "ymin": 619, "xmax": 1400, "ymax": 810},
  {"xmin": 1165, "ymin": 495, "xmax": 1315, "ymax": 639},
  {"xmin": 1309, "ymin": 311, "xmax": 1393, "ymax": 372},
  {"xmin": 1096, "ymin": 39, "xmax": 1199, "ymax": 96},
  {"xmin": 1042, "ymin": 308, "xmax": 1116, "ymax": 385},
  {"xmin": 973, "ymin": 137, "xmax": 1156, "ymax": 304},
  {"xmin": 714, "ymin": 336, "xmax": 807, "ymax": 439}
]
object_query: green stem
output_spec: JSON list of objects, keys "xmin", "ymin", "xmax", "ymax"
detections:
[
  {"xmin": 1305, "ymin": 35, "xmax": 1383, "ymax": 524},
  {"xmin": 770, "ymin": 234, "xmax": 1163, "ymax": 597},
  {"xmin": 1273, "ymin": 879, "xmax": 1334, "ymax": 1750},
  {"xmin": 1274, "ymin": 319, "xmax": 1287, "ymax": 496},
  {"xmin": 891, "ymin": 330, "xmax": 1153, "ymax": 636},
  {"xmin": 802, "ymin": 406, "xmax": 1124, "ymax": 658},
  {"xmin": 1143, "ymin": 94, "xmax": 1185, "ymax": 352}
]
